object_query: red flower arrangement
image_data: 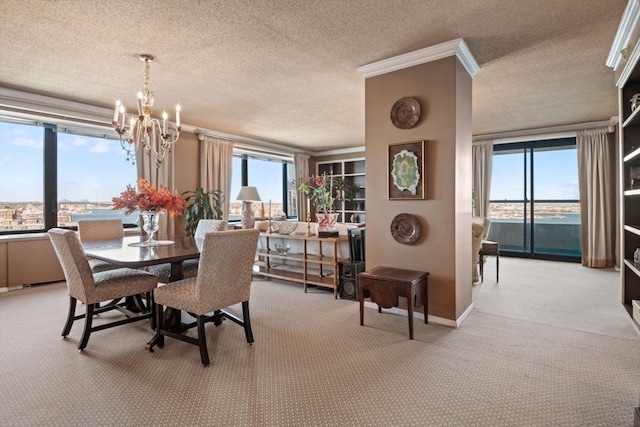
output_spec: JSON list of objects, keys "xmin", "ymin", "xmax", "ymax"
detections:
[{"xmin": 112, "ymin": 178, "xmax": 186, "ymax": 217}]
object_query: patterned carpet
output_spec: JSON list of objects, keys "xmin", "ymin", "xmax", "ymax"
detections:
[{"xmin": 1, "ymin": 258, "xmax": 638, "ymax": 426}]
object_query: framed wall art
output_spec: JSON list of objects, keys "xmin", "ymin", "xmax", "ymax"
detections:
[{"xmin": 388, "ymin": 140, "xmax": 425, "ymax": 200}]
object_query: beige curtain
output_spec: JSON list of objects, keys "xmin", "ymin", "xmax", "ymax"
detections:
[
  {"xmin": 577, "ymin": 128, "xmax": 617, "ymax": 268},
  {"xmin": 294, "ymin": 153, "xmax": 310, "ymax": 219},
  {"xmin": 472, "ymin": 140, "xmax": 493, "ymax": 218},
  {"xmin": 200, "ymin": 135, "xmax": 234, "ymax": 222},
  {"xmin": 136, "ymin": 143, "xmax": 176, "ymax": 237}
]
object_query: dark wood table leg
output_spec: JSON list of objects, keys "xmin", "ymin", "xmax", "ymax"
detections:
[
  {"xmin": 407, "ymin": 287, "xmax": 414, "ymax": 340},
  {"xmin": 423, "ymin": 278, "xmax": 428, "ymax": 324}
]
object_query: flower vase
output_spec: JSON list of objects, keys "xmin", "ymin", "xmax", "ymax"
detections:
[
  {"xmin": 316, "ymin": 212, "xmax": 339, "ymax": 233},
  {"xmin": 141, "ymin": 211, "xmax": 163, "ymax": 245}
]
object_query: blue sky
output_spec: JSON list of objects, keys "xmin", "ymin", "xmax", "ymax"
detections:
[
  {"xmin": 1, "ymin": 121, "xmax": 286, "ymax": 203},
  {"xmin": 490, "ymin": 148, "xmax": 579, "ymax": 201}
]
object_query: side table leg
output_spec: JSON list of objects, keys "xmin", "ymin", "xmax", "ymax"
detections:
[
  {"xmin": 424, "ymin": 279, "xmax": 428, "ymax": 324},
  {"xmin": 407, "ymin": 289, "xmax": 414, "ymax": 340},
  {"xmin": 496, "ymin": 254, "xmax": 499, "ymax": 282}
]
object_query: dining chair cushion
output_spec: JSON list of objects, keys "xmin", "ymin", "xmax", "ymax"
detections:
[
  {"xmin": 49, "ymin": 228, "xmax": 157, "ymax": 304},
  {"xmin": 154, "ymin": 229, "xmax": 258, "ymax": 316},
  {"xmin": 48, "ymin": 228, "xmax": 158, "ymax": 350},
  {"xmin": 78, "ymin": 219, "xmax": 125, "ymax": 273},
  {"xmin": 146, "ymin": 219, "xmax": 227, "ymax": 282},
  {"xmin": 78, "ymin": 219, "xmax": 124, "ymax": 242}
]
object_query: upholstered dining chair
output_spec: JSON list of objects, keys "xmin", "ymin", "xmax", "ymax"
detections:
[
  {"xmin": 78, "ymin": 219, "xmax": 125, "ymax": 273},
  {"xmin": 151, "ymin": 228, "xmax": 259, "ymax": 366},
  {"xmin": 48, "ymin": 228, "xmax": 158, "ymax": 350},
  {"xmin": 147, "ymin": 219, "xmax": 228, "ymax": 281}
]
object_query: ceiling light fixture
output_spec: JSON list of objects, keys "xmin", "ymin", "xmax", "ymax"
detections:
[{"xmin": 112, "ymin": 54, "xmax": 181, "ymax": 167}]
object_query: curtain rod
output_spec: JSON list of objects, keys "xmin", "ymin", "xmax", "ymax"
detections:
[{"xmin": 472, "ymin": 118, "xmax": 617, "ymax": 143}]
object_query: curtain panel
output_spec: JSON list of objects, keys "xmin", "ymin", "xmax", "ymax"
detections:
[
  {"xmin": 200, "ymin": 136, "xmax": 234, "ymax": 222},
  {"xmin": 294, "ymin": 153, "xmax": 310, "ymax": 219},
  {"xmin": 577, "ymin": 128, "xmax": 617, "ymax": 268},
  {"xmin": 472, "ymin": 140, "xmax": 494, "ymax": 218}
]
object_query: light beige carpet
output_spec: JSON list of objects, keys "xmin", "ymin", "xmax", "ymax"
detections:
[{"xmin": 0, "ymin": 258, "xmax": 638, "ymax": 426}]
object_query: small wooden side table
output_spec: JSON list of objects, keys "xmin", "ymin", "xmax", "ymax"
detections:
[{"xmin": 358, "ymin": 266, "xmax": 429, "ymax": 339}]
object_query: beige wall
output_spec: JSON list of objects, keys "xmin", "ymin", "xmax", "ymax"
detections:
[
  {"xmin": 364, "ymin": 56, "xmax": 473, "ymax": 323},
  {"xmin": 171, "ymin": 131, "xmax": 200, "ymax": 236}
]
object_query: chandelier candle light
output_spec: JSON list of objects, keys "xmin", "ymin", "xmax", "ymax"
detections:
[{"xmin": 112, "ymin": 54, "xmax": 181, "ymax": 167}]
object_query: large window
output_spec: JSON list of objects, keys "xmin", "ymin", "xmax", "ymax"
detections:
[
  {"xmin": 229, "ymin": 153, "xmax": 296, "ymax": 222},
  {"xmin": 489, "ymin": 138, "xmax": 581, "ymax": 261},
  {"xmin": 0, "ymin": 120, "xmax": 137, "ymax": 233}
]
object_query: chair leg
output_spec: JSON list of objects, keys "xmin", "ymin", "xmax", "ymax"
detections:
[
  {"xmin": 155, "ymin": 303, "xmax": 164, "ymax": 348},
  {"xmin": 242, "ymin": 301, "xmax": 254, "ymax": 344},
  {"xmin": 196, "ymin": 316, "xmax": 210, "ymax": 366},
  {"xmin": 149, "ymin": 292, "xmax": 156, "ymax": 330},
  {"xmin": 62, "ymin": 297, "xmax": 77, "ymax": 337},
  {"xmin": 78, "ymin": 303, "xmax": 94, "ymax": 350}
]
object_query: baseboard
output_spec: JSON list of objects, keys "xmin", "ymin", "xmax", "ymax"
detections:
[
  {"xmin": 363, "ymin": 301, "xmax": 475, "ymax": 328},
  {"xmin": 0, "ymin": 285, "xmax": 25, "ymax": 293}
]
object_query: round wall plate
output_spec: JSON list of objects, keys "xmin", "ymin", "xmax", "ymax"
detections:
[
  {"xmin": 390, "ymin": 97, "xmax": 421, "ymax": 129},
  {"xmin": 390, "ymin": 213, "xmax": 421, "ymax": 244}
]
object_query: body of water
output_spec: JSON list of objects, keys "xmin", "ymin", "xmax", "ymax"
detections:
[
  {"xmin": 491, "ymin": 213, "xmax": 580, "ymax": 225},
  {"xmin": 71, "ymin": 209, "xmax": 139, "ymax": 225}
]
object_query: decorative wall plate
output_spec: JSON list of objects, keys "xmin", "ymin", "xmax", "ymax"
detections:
[
  {"xmin": 390, "ymin": 213, "xmax": 421, "ymax": 244},
  {"xmin": 390, "ymin": 97, "xmax": 421, "ymax": 129}
]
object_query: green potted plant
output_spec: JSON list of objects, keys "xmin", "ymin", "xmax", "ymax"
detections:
[{"xmin": 181, "ymin": 187, "xmax": 225, "ymax": 237}]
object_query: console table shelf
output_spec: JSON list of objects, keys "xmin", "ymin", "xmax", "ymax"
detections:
[{"xmin": 255, "ymin": 232, "xmax": 348, "ymax": 298}]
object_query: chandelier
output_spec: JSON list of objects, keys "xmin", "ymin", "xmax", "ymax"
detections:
[{"xmin": 112, "ymin": 54, "xmax": 181, "ymax": 167}]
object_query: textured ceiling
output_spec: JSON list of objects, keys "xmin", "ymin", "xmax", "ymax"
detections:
[{"xmin": 0, "ymin": 0, "xmax": 626, "ymax": 152}]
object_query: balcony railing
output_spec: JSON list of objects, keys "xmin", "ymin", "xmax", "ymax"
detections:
[{"xmin": 487, "ymin": 201, "xmax": 581, "ymax": 259}]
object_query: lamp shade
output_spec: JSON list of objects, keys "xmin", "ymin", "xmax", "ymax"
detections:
[{"xmin": 236, "ymin": 186, "xmax": 261, "ymax": 201}]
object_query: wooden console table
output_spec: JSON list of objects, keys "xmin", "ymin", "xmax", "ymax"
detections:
[
  {"xmin": 254, "ymin": 232, "xmax": 348, "ymax": 298},
  {"xmin": 358, "ymin": 266, "xmax": 429, "ymax": 339}
]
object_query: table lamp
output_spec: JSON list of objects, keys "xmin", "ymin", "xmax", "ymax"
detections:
[{"xmin": 236, "ymin": 186, "xmax": 261, "ymax": 229}]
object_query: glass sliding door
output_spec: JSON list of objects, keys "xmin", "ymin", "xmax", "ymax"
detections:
[
  {"xmin": 490, "ymin": 148, "xmax": 530, "ymax": 254},
  {"xmin": 488, "ymin": 138, "xmax": 581, "ymax": 261}
]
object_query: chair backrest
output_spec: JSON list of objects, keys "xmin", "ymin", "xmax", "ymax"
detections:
[
  {"xmin": 78, "ymin": 219, "xmax": 124, "ymax": 242},
  {"xmin": 48, "ymin": 228, "xmax": 95, "ymax": 302},
  {"xmin": 348, "ymin": 227, "xmax": 365, "ymax": 262},
  {"xmin": 194, "ymin": 219, "xmax": 228, "ymax": 239},
  {"xmin": 196, "ymin": 229, "xmax": 259, "ymax": 309},
  {"xmin": 472, "ymin": 222, "xmax": 485, "ymax": 263},
  {"xmin": 472, "ymin": 217, "xmax": 490, "ymax": 241}
]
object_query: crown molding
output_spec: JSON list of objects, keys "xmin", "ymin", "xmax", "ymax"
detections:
[
  {"xmin": 312, "ymin": 146, "xmax": 365, "ymax": 157},
  {"xmin": 617, "ymin": 38, "xmax": 640, "ymax": 87},
  {"xmin": 606, "ymin": 0, "xmax": 640, "ymax": 70},
  {"xmin": 357, "ymin": 38, "xmax": 480, "ymax": 78}
]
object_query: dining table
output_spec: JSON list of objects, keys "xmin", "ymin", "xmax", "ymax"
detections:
[{"xmin": 82, "ymin": 235, "xmax": 202, "ymax": 345}]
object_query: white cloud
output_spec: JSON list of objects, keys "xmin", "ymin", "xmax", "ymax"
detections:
[
  {"xmin": 89, "ymin": 140, "xmax": 112, "ymax": 153},
  {"xmin": 72, "ymin": 136, "xmax": 88, "ymax": 146},
  {"xmin": 12, "ymin": 130, "xmax": 42, "ymax": 149}
]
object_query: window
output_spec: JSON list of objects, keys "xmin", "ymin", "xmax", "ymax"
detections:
[
  {"xmin": 229, "ymin": 153, "xmax": 295, "ymax": 222},
  {"xmin": 0, "ymin": 120, "xmax": 138, "ymax": 233},
  {"xmin": 489, "ymin": 138, "xmax": 581, "ymax": 261}
]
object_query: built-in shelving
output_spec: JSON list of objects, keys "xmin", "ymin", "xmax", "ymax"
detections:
[
  {"xmin": 617, "ymin": 27, "xmax": 640, "ymax": 333},
  {"xmin": 317, "ymin": 158, "xmax": 366, "ymax": 224}
]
